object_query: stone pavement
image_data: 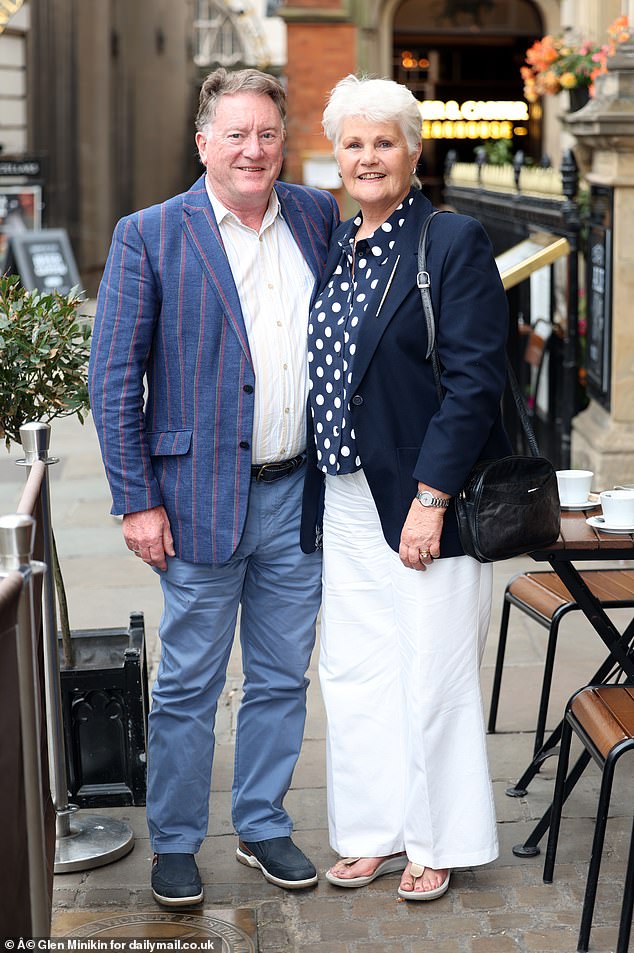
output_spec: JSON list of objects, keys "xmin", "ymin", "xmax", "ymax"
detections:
[{"xmin": 1, "ymin": 414, "xmax": 633, "ymax": 953}]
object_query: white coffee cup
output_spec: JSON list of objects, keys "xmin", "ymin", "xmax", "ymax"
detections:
[
  {"xmin": 556, "ymin": 469, "xmax": 593, "ymax": 506},
  {"xmin": 599, "ymin": 489, "xmax": 634, "ymax": 527}
]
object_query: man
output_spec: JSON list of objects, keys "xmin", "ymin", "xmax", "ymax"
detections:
[{"xmin": 88, "ymin": 67, "xmax": 339, "ymax": 906}]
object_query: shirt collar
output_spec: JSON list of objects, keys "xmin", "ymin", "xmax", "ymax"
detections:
[{"xmin": 204, "ymin": 176, "xmax": 281, "ymax": 232}]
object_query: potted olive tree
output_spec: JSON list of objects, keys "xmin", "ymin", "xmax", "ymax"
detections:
[{"xmin": 0, "ymin": 274, "xmax": 148, "ymax": 808}]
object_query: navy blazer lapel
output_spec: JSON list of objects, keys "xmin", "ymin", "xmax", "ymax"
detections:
[
  {"xmin": 350, "ymin": 190, "xmax": 435, "ymax": 392},
  {"xmin": 181, "ymin": 176, "xmax": 252, "ymax": 365}
]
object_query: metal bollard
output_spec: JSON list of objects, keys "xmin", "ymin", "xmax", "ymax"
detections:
[
  {"xmin": 0, "ymin": 514, "xmax": 50, "ymax": 937},
  {"xmin": 18, "ymin": 422, "xmax": 134, "ymax": 873}
]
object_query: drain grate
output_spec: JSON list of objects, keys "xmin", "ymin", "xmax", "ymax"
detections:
[{"xmin": 51, "ymin": 908, "xmax": 257, "ymax": 952}]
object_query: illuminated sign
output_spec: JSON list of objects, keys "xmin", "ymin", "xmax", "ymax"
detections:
[{"xmin": 418, "ymin": 100, "xmax": 530, "ymax": 140}]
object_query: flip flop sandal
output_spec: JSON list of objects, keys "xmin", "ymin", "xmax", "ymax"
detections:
[
  {"xmin": 397, "ymin": 864, "xmax": 451, "ymax": 900},
  {"xmin": 325, "ymin": 853, "xmax": 408, "ymax": 888}
]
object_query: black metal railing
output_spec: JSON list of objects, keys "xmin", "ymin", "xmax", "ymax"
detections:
[{"xmin": 444, "ymin": 150, "xmax": 583, "ymax": 469}]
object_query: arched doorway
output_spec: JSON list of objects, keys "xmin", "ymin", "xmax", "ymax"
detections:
[{"xmin": 387, "ymin": 0, "xmax": 544, "ymax": 202}]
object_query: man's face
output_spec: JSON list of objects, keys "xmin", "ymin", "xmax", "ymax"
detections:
[{"xmin": 195, "ymin": 92, "xmax": 285, "ymax": 218}]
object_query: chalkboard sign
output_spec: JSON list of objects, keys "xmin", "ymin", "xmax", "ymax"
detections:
[
  {"xmin": 585, "ymin": 186, "xmax": 613, "ymax": 410},
  {"xmin": 8, "ymin": 228, "xmax": 81, "ymax": 295}
]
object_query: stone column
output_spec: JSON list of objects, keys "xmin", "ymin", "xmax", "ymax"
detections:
[{"xmin": 563, "ymin": 6, "xmax": 634, "ymax": 487}]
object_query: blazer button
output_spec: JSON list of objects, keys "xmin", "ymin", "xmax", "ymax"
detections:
[
  {"xmin": 239, "ymin": 440, "xmax": 250, "ymax": 449},
  {"xmin": 352, "ymin": 395, "xmax": 363, "ymax": 406},
  {"xmin": 243, "ymin": 384, "xmax": 254, "ymax": 394}
]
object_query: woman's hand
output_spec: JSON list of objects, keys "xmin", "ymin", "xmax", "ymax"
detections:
[{"xmin": 398, "ymin": 486, "xmax": 449, "ymax": 571}]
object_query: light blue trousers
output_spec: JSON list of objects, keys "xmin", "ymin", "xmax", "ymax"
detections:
[{"xmin": 146, "ymin": 465, "xmax": 321, "ymax": 853}]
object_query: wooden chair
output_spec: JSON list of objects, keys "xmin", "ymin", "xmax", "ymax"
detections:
[
  {"xmin": 488, "ymin": 569, "xmax": 634, "ymax": 758},
  {"xmin": 543, "ymin": 685, "xmax": 634, "ymax": 953}
]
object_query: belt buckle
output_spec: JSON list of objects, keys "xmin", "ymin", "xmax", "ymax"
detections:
[{"xmin": 255, "ymin": 464, "xmax": 269, "ymax": 482}]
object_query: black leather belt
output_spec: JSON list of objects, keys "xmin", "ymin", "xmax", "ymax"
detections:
[{"xmin": 251, "ymin": 453, "xmax": 305, "ymax": 483}]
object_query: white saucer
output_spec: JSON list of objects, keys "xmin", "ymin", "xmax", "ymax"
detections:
[
  {"xmin": 561, "ymin": 498, "xmax": 600, "ymax": 511},
  {"xmin": 586, "ymin": 515, "xmax": 634, "ymax": 534}
]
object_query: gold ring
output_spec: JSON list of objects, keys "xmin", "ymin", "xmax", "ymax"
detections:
[{"xmin": 419, "ymin": 550, "xmax": 429, "ymax": 560}]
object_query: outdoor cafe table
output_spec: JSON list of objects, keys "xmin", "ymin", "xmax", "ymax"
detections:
[{"xmin": 506, "ymin": 506, "xmax": 634, "ymax": 857}]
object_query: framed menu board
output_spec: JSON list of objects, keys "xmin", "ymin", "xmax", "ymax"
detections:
[
  {"xmin": 8, "ymin": 228, "xmax": 81, "ymax": 295},
  {"xmin": 585, "ymin": 185, "xmax": 613, "ymax": 410},
  {"xmin": 0, "ymin": 184, "xmax": 41, "ymax": 273}
]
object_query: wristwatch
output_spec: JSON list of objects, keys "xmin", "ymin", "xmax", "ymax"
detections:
[{"xmin": 416, "ymin": 490, "xmax": 450, "ymax": 509}]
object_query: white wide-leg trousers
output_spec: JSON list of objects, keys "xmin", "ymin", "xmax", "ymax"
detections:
[{"xmin": 320, "ymin": 469, "xmax": 498, "ymax": 870}]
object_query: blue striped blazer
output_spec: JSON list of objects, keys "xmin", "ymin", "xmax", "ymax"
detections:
[{"xmin": 88, "ymin": 174, "xmax": 340, "ymax": 564}]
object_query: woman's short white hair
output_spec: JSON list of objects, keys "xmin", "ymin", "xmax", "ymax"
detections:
[{"xmin": 322, "ymin": 74, "xmax": 422, "ymax": 154}]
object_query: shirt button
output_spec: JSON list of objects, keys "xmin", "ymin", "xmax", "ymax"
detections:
[
  {"xmin": 243, "ymin": 384, "xmax": 254, "ymax": 394},
  {"xmin": 277, "ymin": 321, "xmax": 282, "ymax": 327},
  {"xmin": 352, "ymin": 395, "xmax": 363, "ymax": 406},
  {"xmin": 239, "ymin": 440, "xmax": 250, "ymax": 449},
  {"xmin": 268, "ymin": 283, "xmax": 274, "ymax": 290}
]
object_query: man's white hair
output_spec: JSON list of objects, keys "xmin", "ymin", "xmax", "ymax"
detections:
[{"xmin": 322, "ymin": 74, "xmax": 422, "ymax": 154}]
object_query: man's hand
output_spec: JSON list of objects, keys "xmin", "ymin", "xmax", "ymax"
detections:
[{"xmin": 123, "ymin": 505, "xmax": 175, "ymax": 571}]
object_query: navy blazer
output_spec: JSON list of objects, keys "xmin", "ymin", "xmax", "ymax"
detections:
[
  {"xmin": 89, "ymin": 174, "xmax": 339, "ymax": 564},
  {"xmin": 301, "ymin": 188, "xmax": 512, "ymax": 558}
]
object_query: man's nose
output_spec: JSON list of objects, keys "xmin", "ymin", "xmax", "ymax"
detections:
[{"xmin": 243, "ymin": 132, "xmax": 264, "ymax": 155}]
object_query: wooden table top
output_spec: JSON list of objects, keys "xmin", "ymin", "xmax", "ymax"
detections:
[{"xmin": 532, "ymin": 506, "xmax": 634, "ymax": 558}]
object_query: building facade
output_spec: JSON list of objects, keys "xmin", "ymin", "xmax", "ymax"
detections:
[{"xmin": 0, "ymin": 0, "xmax": 626, "ymax": 286}]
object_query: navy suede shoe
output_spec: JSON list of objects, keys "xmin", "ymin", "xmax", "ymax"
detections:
[
  {"xmin": 151, "ymin": 853, "xmax": 204, "ymax": 906},
  {"xmin": 236, "ymin": 836, "xmax": 318, "ymax": 889}
]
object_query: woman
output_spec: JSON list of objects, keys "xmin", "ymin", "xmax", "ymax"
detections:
[{"xmin": 300, "ymin": 75, "xmax": 512, "ymax": 900}]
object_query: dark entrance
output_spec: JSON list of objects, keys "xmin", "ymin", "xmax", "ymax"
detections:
[{"xmin": 392, "ymin": 0, "xmax": 544, "ymax": 203}]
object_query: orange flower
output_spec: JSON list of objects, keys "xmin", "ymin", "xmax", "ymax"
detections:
[{"xmin": 521, "ymin": 16, "xmax": 629, "ymax": 100}]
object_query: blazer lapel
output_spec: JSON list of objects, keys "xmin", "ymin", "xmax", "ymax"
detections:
[
  {"xmin": 181, "ymin": 176, "xmax": 252, "ymax": 365},
  {"xmin": 350, "ymin": 191, "xmax": 434, "ymax": 391},
  {"xmin": 276, "ymin": 183, "xmax": 327, "ymax": 310}
]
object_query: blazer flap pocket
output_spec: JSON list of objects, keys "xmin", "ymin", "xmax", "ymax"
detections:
[{"xmin": 147, "ymin": 429, "xmax": 193, "ymax": 456}]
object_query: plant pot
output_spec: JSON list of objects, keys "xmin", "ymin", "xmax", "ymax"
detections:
[
  {"xmin": 59, "ymin": 611, "xmax": 149, "ymax": 808},
  {"xmin": 568, "ymin": 86, "xmax": 590, "ymax": 112}
]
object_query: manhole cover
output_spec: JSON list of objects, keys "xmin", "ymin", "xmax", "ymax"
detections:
[{"xmin": 60, "ymin": 911, "xmax": 256, "ymax": 952}]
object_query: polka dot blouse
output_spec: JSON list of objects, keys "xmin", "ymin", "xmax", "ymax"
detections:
[{"xmin": 308, "ymin": 192, "xmax": 415, "ymax": 475}]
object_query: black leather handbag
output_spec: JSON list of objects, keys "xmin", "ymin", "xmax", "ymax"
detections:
[{"xmin": 417, "ymin": 211, "xmax": 561, "ymax": 563}]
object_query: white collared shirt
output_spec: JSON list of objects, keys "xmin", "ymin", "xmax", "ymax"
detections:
[{"xmin": 205, "ymin": 178, "xmax": 314, "ymax": 464}]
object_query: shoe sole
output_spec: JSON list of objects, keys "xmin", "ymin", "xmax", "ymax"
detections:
[
  {"xmin": 236, "ymin": 846, "xmax": 318, "ymax": 889},
  {"xmin": 325, "ymin": 854, "xmax": 408, "ymax": 888},
  {"xmin": 152, "ymin": 886, "xmax": 204, "ymax": 907},
  {"xmin": 397, "ymin": 871, "xmax": 451, "ymax": 901}
]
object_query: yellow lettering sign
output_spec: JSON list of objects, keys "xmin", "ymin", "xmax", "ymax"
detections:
[
  {"xmin": 421, "ymin": 119, "xmax": 514, "ymax": 140},
  {"xmin": 419, "ymin": 100, "xmax": 529, "ymax": 123}
]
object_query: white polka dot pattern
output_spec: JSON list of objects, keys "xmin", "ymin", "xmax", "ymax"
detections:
[{"xmin": 308, "ymin": 193, "xmax": 415, "ymax": 475}]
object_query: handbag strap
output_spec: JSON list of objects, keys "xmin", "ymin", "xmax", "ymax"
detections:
[{"xmin": 417, "ymin": 210, "xmax": 541, "ymax": 459}]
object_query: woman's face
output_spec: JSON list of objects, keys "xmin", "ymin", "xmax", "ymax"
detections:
[{"xmin": 336, "ymin": 116, "xmax": 421, "ymax": 218}]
